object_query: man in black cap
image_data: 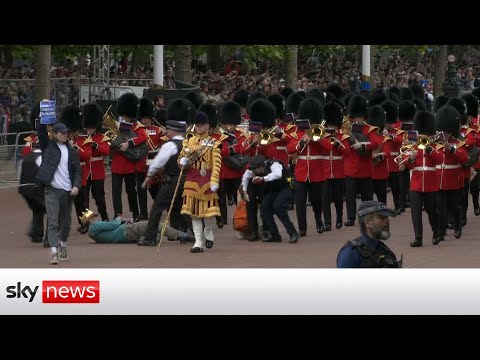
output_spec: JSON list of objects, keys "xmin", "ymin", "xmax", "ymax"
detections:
[
  {"xmin": 336, "ymin": 200, "xmax": 402, "ymax": 268},
  {"xmin": 138, "ymin": 120, "xmax": 188, "ymax": 246}
]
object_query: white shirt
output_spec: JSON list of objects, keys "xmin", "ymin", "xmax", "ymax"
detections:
[
  {"xmin": 147, "ymin": 135, "xmax": 184, "ymax": 177},
  {"xmin": 50, "ymin": 143, "xmax": 72, "ymax": 191},
  {"xmin": 241, "ymin": 161, "xmax": 283, "ymax": 192}
]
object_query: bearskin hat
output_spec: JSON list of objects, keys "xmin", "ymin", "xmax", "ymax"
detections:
[
  {"xmin": 472, "ymin": 87, "xmax": 480, "ymax": 101},
  {"xmin": 306, "ymin": 88, "xmax": 326, "ymax": 105},
  {"xmin": 434, "ymin": 95, "xmax": 449, "ymax": 113},
  {"xmin": 388, "ymin": 92, "xmax": 401, "ymax": 104},
  {"xmin": 330, "ymin": 97, "xmax": 346, "ymax": 114},
  {"xmin": 246, "ymin": 91, "xmax": 267, "ymax": 115},
  {"xmin": 359, "ymin": 89, "xmax": 371, "ymax": 100},
  {"xmin": 413, "ymin": 111, "xmax": 436, "ymax": 136},
  {"xmin": 166, "ymin": 98, "xmax": 196, "ymax": 125},
  {"xmin": 325, "ymin": 92, "xmax": 336, "ymax": 104},
  {"xmin": 137, "ymin": 97, "xmax": 154, "ymax": 119},
  {"xmin": 183, "ymin": 91, "xmax": 203, "ymax": 110},
  {"xmin": 436, "ymin": 105, "xmax": 460, "ymax": 136},
  {"xmin": 410, "ymin": 83, "xmax": 425, "ymax": 100},
  {"xmin": 348, "ymin": 95, "xmax": 368, "ymax": 119},
  {"xmin": 369, "ymin": 88, "xmax": 387, "ymax": 107},
  {"xmin": 446, "ymin": 97, "xmax": 467, "ymax": 125},
  {"xmin": 233, "ymin": 89, "xmax": 250, "ymax": 108},
  {"xmin": 154, "ymin": 108, "xmax": 167, "ymax": 127},
  {"xmin": 280, "ymin": 87, "xmax": 294, "ymax": 100},
  {"xmin": 461, "ymin": 93, "xmax": 479, "ymax": 118},
  {"xmin": 398, "ymin": 100, "xmax": 416, "ymax": 122},
  {"xmin": 412, "ymin": 98, "xmax": 427, "ymax": 112},
  {"xmin": 400, "ymin": 87, "xmax": 413, "ymax": 101},
  {"xmin": 387, "ymin": 86, "xmax": 402, "ymax": 102},
  {"xmin": 249, "ymin": 99, "xmax": 276, "ymax": 128},
  {"xmin": 326, "ymin": 83, "xmax": 344, "ymax": 99},
  {"xmin": 29, "ymin": 101, "xmax": 41, "ymax": 129},
  {"xmin": 82, "ymin": 103, "xmax": 103, "ymax": 130},
  {"xmin": 267, "ymin": 94, "xmax": 286, "ymax": 119},
  {"xmin": 116, "ymin": 93, "xmax": 139, "ymax": 118},
  {"xmin": 198, "ymin": 103, "xmax": 218, "ymax": 128},
  {"xmin": 219, "ymin": 101, "xmax": 241, "ymax": 125},
  {"xmin": 324, "ymin": 101, "xmax": 343, "ymax": 128},
  {"xmin": 298, "ymin": 98, "xmax": 324, "ymax": 124},
  {"xmin": 381, "ymin": 100, "xmax": 399, "ymax": 124},
  {"xmin": 343, "ymin": 92, "xmax": 355, "ymax": 110},
  {"xmin": 367, "ymin": 105, "xmax": 386, "ymax": 131},
  {"xmin": 286, "ymin": 91, "xmax": 306, "ymax": 114},
  {"xmin": 61, "ymin": 105, "xmax": 83, "ymax": 131}
]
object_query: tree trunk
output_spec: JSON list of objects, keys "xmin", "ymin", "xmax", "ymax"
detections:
[
  {"xmin": 434, "ymin": 45, "xmax": 448, "ymax": 98},
  {"xmin": 207, "ymin": 45, "xmax": 221, "ymax": 72},
  {"xmin": 175, "ymin": 45, "xmax": 192, "ymax": 83},
  {"xmin": 286, "ymin": 45, "xmax": 298, "ymax": 90},
  {"xmin": 34, "ymin": 45, "xmax": 51, "ymax": 103}
]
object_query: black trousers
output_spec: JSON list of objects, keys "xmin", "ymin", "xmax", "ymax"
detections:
[
  {"xmin": 372, "ymin": 179, "xmax": 388, "ymax": 205},
  {"xmin": 388, "ymin": 172, "xmax": 401, "ymax": 209},
  {"xmin": 85, "ymin": 177, "xmax": 108, "ymax": 221},
  {"xmin": 246, "ymin": 181, "xmax": 264, "ymax": 235},
  {"xmin": 322, "ymin": 178, "xmax": 345, "ymax": 225},
  {"xmin": 438, "ymin": 189, "xmax": 461, "ymax": 233},
  {"xmin": 410, "ymin": 191, "xmax": 438, "ymax": 240},
  {"xmin": 470, "ymin": 169, "xmax": 480, "ymax": 207},
  {"xmin": 345, "ymin": 177, "xmax": 373, "ymax": 221},
  {"xmin": 218, "ymin": 178, "xmax": 241, "ymax": 224},
  {"xmin": 112, "ymin": 172, "xmax": 139, "ymax": 219},
  {"xmin": 73, "ymin": 186, "xmax": 88, "ymax": 225},
  {"xmin": 136, "ymin": 172, "xmax": 149, "ymax": 219},
  {"xmin": 20, "ymin": 184, "xmax": 47, "ymax": 241},
  {"xmin": 295, "ymin": 181, "xmax": 324, "ymax": 233},
  {"xmin": 261, "ymin": 187, "xmax": 297, "ymax": 237},
  {"xmin": 144, "ymin": 176, "xmax": 184, "ymax": 242},
  {"xmin": 399, "ymin": 169, "xmax": 410, "ymax": 207},
  {"xmin": 461, "ymin": 179, "xmax": 469, "ymax": 221}
]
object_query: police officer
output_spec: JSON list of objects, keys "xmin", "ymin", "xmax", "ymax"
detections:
[{"xmin": 337, "ymin": 200, "xmax": 402, "ymax": 268}]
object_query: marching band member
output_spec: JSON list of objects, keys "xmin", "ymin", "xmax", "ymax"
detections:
[
  {"xmin": 82, "ymin": 103, "xmax": 110, "ymax": 222},
  {"xmin": 401, "ymin": 111, "xmax": 443, "ymax": 247},
  {"xmin": 179, "ymin": 111, "xmax": 222, "ymax": 253}
]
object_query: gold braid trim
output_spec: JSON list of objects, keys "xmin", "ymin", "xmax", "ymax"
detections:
[{"xmin": 210, "ymin": 141, "xmax": 222, "ymax": 186}]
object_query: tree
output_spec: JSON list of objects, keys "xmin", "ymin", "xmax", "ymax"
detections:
[
  {"xmin": 434, "ymin": 45, "xmax": 448, "ymax": 98},
  {"xmin": 175, "ymin": 45, "xmax": 192, "ymax": 83},
  {"xmin": 286, "ymin": 45, "xmax": 298, "ymax": 89},
  {"xmin": 207, "ymin": 45, "xmax": 222, "ymax": 72},
  {"xmin": 34, "ymin": 45, "xmax": 51, "ymax": 103}
]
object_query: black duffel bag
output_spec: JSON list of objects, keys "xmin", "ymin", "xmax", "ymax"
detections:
[
  {"xmin": 111, "ymin": 132, "xmax": 149, "ymax": 162},
  {"xmin": 223, "ymin": 153, "xmax": 249, "ymax": 170}
]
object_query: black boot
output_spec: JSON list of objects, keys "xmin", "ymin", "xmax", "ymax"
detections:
[
  {"xmin": 248, "ymin": 232, "xmax": 259, "ymax": 242},
  {"xmin": 410, "ymin": 239, "xmax": 423, "ymax": 247}
]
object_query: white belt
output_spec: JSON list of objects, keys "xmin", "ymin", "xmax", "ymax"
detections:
[
  {"xmin": 298, "ymin": 155, "xmax": 322, "ymax": 160},
  {"xmin": 390, "ymin": 152, "xmax": 399, "ymax": 156},
  {"xmin": 80, "ymin": 162, "xmax": 85, "ymax": 166},
  {"xmin": 413, "ymin": 166, "xmax": 436, "ymax": 171},
  {"xmin": 318, "ymin": 155, "xmax": 343, "ymax": 160},
  {"xmin": 276, "ymin": 146, "xmax": 287, "ymax": 150},
  {"xmin": 91, "ymin": 157, "xmax": 103, "ymax": 161},
  {"xmin": 146, "ymin": 159, "xmax": 154, "ymax": 166},
  {"xmin": 435, "ymin": 164, "xmax": 461, "ymax": 170}
]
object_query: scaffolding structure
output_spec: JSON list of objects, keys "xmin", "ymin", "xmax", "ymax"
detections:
[{"xmin": 91, "ymin": 45, "xmax": 111, "ymax": 101}]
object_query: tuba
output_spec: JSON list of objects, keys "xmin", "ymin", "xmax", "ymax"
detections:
[{"xmin": 102, "ymin": 105, "xmax": 120, "ymax": 142}]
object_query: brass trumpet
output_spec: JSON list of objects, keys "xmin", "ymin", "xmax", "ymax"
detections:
[
  {"xmin": 259, "ymin": 126, "xmax": 280, "ymax": 145},
  {"xmin": 186, "ymin": 124, "xmax": 195, "ymax": 140},
  {"xmin": 306, "ymin": 121, "xmax": 327, "ymax": 142},
  {"xmin": 394, "ymin": 144, "xmax": 415, "ymax": 166}
]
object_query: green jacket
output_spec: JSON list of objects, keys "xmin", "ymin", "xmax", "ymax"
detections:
[{"xmin": 88, "ymin": 219, "xmax": 129, "ymax": 243}]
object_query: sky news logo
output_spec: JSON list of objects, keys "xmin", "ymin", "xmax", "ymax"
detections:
[{"xmin": 5, "ymin": 281, "xmax": 100, "ymax": 303}]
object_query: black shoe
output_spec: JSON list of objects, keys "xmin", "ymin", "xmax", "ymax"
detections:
[
  {"xmin": 299, "ymin": 230, "xmax": 307, "ymax": 237},
  {"xmin": 394, "ymin": 208, "xmax": 402, "ymax": 215},
  {"xmin": 474, "ymin": 206, "xmax": 480, "ymax": 216},
  {"xmin": 216, "ymin": 217, "xmax": 224, "ymax": 229},
  {"xmin": 410, "ymin": 239, "xmax": 423, "ymax": 247},
  {"xmin": 262, "ymin": 234, "xmax": 282, "ymax": 242},
  {"xmin": 289, "ymin": 232, "xmax": 300, "ymax": 243},
  {"xmin": 461, "ymin": 217, "xmax": 467, "ymax": 227},
  {"xmin": 433, "ymin": 235, "xmax": 443, "ymax": 245},
  {"xmin": 454, "ymin": 228, "xmax": 462, "ymax": 239},
  {"xmin": 400, "ymin": 206, "xmax": 405, "ymax": 213},
  {"xmin": 324, "ymin": 224, "xmax": 332, "ymax": 232},
  {"xmin": 405, "ymin": 201, "xmax": 410, "ymax": 208},
  {"xmin": 77, "ymin": 224, "xmax": 89, "ymax": 234},
  {"xmin": 447, "ymin": 223, "xmax": 454, "ymax": 230},
  {"xmin": 288, "ymin": 203, "xmax": 294, "ymax": 211},
  {"xmin": 248, "ymin": 233, "xmax": 259, "ymax": 242},
  {"xmin": 190, "ymin": 247, "xmax": 203, "ymax": 253},
  {"xmin": 336, "ymin": 221, "xmax": 343, "ymax": 229},
  {"xmin": 205, "ymin": 239, "xmax": 214, "ymax": 248},
  {"xmin": 228, "ymin": 199, "xmax": 235, "ymax": 206},
  {"xmin": 137, "ymin": 238, "xmax": 157, "ymax": 246},
  {"xmin": 316, "ymin": 224, "xmax": 325, "ymax": 234},
  {"xmin": 306, "ymin": 201, "xmax": 312, "ymax": 206},
  {"xmin": 344, "ymin": 220, "xmax": 355, "ymax": 227}
]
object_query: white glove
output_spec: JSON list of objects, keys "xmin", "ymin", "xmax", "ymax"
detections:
[
  {"xmin": 210, "ymin": 184, "xmax": 219, "ymax": 192},
  {"xmin": 179, "ymin": 157, "xmax": 188, "ymax": 166}
]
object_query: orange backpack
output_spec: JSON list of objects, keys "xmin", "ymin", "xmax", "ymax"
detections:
[{"xmin": 233, "ymin": 199, "xmax": 249, "ymax": 233}]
